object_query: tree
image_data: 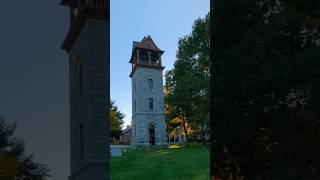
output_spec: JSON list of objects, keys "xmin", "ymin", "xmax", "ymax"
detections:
[
  {"xmin": 110, "ymin": 100, "xmax": 125, "ymax": 142},
  {"xmin": 211, "ymin": 0, "xmax": 320, "ymax": 179},
  {"xmin": 0, "ymin": 115, "xmax": 50, "ymax": 179},
  {"xmin": 165, "ymin": 13, "xmax": 210, "ymax": 146}
]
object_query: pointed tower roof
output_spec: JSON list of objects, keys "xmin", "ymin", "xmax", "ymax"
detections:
[
  {"xmin": 129, "ymin": 35, "xmax": 164, "ymax": 63},
  {"xmin": 132, "ymin": 35, "xmax": 163, "ymax": 52}
]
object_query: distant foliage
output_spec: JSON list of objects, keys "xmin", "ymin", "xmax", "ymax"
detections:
[
  {"xmin": 110, "ymin": 100, "xmax": 125, "ymax": 142},
  {"xmin": 165, "ymin": 13, "xmax": 210, "ymax": 146},
  {"xmin": 0, "ymin": 115, "xmax": 50, "ymax": 179}
]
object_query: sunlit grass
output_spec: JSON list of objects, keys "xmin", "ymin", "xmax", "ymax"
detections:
[
  {"xmin": 169, "ymin": 144, "xmax": 183, "ymax": 149},
  {"xmin": 111, "ymin": 143, "xmax": 210, "ymax": 180},
  {"xmin": 155, "ymin": 149, "xmax": 171, "ymax": 155}
]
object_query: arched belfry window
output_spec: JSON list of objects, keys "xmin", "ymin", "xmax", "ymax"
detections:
[{"xmin": 148, "ymin": 79, "xmax": 153, "ymax": 90}]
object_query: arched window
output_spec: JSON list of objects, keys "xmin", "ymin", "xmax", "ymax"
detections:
[{"xmin": 148, "ymin": 79, "xmax": 153, "ymax": 90}]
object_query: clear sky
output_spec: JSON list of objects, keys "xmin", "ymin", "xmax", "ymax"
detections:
[
  {"xmin": 0, "ymin": 1, "xmax": 69, "ymax": 180},
  {"xmin": 0, "ymin": 1, "xmax": 209, "ymax": 180},
  {"xmin": 111, "ymin": 0, "xmax": 210, "ymax": 129}
]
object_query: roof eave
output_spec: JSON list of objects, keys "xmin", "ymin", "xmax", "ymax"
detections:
[{"xmin": 134, "ymin": 46, "xmax": 164, "ymax": 53}]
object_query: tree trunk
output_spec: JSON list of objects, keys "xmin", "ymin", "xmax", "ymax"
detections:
[
  {"xmin": 182, "ymin": 119, "xmax": 188, "ymax": 147},
  {"xmin": 178, "ymin": 128, "xmax": 182, "ymax": 144},
  {"xmin": 232, "ymin": 156, "xmax": 238, "ymax": 180},
  {"xmin": 201, "ymin": 124, "xmax": 206, "ymax": 145}
]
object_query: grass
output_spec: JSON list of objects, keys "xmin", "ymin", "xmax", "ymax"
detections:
[{"xmin": 111, "ymin": 143, "xmax": 210, "ymax": 180}]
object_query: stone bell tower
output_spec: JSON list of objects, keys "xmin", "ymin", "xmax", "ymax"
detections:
[
  {"xmin": 129, "ymin": 35, "xmax": 167, "ymax": 148},
  {"xmin": 60, "ymin": 0, "xmax": 109, "ymax": 179}
]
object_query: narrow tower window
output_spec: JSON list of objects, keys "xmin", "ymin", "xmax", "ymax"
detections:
[
  {"xmin": 148, "ymin": 79, "xmax": 153, "ymax": 90},
  {"xmin": 79, "ymin": 66, "xmax": 84, "ymax": 97},
  {"xmin": 149, "ymin": 98, "xmax": 154, "ymax": 110},
  {"xmin": 80, "ymin": 123, "xmax": 84, "ymax": 160}
]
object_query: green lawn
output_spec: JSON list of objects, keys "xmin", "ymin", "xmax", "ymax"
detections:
[{"xmin": 111, "ymin": 143, "xmax": 210, "ymax": 180}]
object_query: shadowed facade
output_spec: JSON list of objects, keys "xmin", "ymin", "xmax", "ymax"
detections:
[{"xmin": 60, "ymin": 0, "xmax": 109, "ymax": 179}]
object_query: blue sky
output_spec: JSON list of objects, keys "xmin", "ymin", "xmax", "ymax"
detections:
[{"xmin": 111, "ymin": 0, "xmax": 210, "ymax": 128}]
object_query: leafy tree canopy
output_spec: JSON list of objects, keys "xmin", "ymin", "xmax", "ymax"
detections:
[
  {"xmin": 110, "ymin": 100, "xmax": 125, "ymax": 142},
  {"xmin": 165, "ymin": 13, "xmax": 210, "ymax": 146},
  {"xmin": 212, "ymin": 0, "xmax": 320, "ymax": 179}
]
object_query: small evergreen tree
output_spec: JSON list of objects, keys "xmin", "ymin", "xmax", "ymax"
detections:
[{"xmin": 0, "ymin": 115, "xmax": 50, "ymax": 179}]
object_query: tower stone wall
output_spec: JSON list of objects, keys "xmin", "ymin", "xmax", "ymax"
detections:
[
  {"xmin": 131, "ymin": 67, "xmax": 166, "ymax": 147},
  {"xmin": 61, "ymin": 0, "xmax": 110, "ymax": 179},
  {"xmin": 68, "ymin": 19, "xmax": 109, "ymax": 180}
]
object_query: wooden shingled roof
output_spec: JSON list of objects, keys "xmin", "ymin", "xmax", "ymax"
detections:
[{"xmin": 133, "ymin": 35, "xmax": 163, "ymax": 52}]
